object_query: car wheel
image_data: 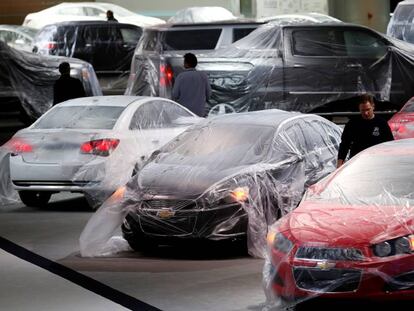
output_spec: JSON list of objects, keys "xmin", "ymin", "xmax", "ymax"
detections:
[
  {"xmin": 18, "ymin": 191, "xmax": 52, "ymax": 207},
  {"xmin": 122, "ymin": 216, "xmax": 158, "ymax": 252}
]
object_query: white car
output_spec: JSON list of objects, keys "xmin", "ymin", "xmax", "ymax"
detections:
[
  {"xmin": 0, "ymin": 25, "xmax": 37, "ymax": 52},
  {"xmin": 7, "ymin": 96, "xmax": 200, "ymax": 208},
  {"xmin": 23, "ymin": 2, "xmax": 165, "ymax": 29}
]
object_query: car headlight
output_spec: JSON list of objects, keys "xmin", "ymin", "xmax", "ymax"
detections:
[
  {"xmin": 203, "ymin": 179, "xmax": 250, "ymax": 204},
  {"xmin": 373, "ymin": 235, "xmax": 414, "ymax": 257},
  {"xmin": 271, "ymin": 232, "xmax": 294, "ymax": 254}
]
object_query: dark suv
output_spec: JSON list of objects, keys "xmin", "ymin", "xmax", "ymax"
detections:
[
  {"xmin": 125, "ymin": 20, "xmax": 264, "ymax": 98},
  {"xmin": 33, "ymin": 21, "xmax": 142, "ymax": 94}
]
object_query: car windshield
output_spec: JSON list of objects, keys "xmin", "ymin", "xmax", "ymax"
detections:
[
  {"xmin": 402, "ymin": 98, "xmax": 414, "ymax": 112},
  {"xmin": 315, "ymin": 154, "xmax": 414, "ymax": 206},
  {"xmin": 158, "ymin": 123, "xmax": 274, "ymax": 168},
  {"xmin": 32, "ymin": 106, "xmax": 125, "ymax": 129}
]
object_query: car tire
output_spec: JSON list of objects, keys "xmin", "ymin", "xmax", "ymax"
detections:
[
  {"xmin": 122, "ymin": 215, "xmax": 158, "ymax": 252},
  {"xmin": 18, "ymin": 191, "xmax": 52, "ymax": 207}
]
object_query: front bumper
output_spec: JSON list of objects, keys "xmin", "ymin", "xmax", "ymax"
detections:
[
  {"xmin": 270, "ymin": 247, "xmax": 414, "ymax": 301},
  {"xmin": 123, "ymin": 200, "xmax": 248, "ymax": 243}
]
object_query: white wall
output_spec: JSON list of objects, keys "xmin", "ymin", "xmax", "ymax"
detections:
[{"xmin": 256, "ymin": 0, "xmax": 329, "ymax": 18}]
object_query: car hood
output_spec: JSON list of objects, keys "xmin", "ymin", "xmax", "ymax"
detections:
[
  {"xmin": 284, "ymin": 201, "xmax": 414, "ymax": 246},
  {"xmin": 137, "ymin": 161, "xmax": 252, "ymax": 198}
]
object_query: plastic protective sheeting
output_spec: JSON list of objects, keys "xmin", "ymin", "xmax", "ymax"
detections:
[
  {"xmin": 388, "ymin": 97, "xmax": 414, "ymax": 139},
  {"xmin": 127, "ymin": 19, "xmax": 414, "ymax": 116},
  {"xmin": 167, "ymin": 7, "xmax": 237, "ymax": 24},
  {"xmin": 33, "ymin": 22, "xmax": 142, "ymax": 95},
  {"xmin": 4, "ymin": 96, "xmax": 201, "ymax": 208},
  {"xmin": 0, "ymin": 41, "xmax": 101, "ymax": 120},
  {"xmin": 387, "ymin": 2, "xmax": 414, "ymax": 43},
  {"xmin": 0, "ymin": 148, "xmax": 18, "ymax": 204},
  {"xmin": 80, "ymin": 109, "xmax": 342, "ymax": 258},
  {"xmin": 264, "ymin": 139, "xmax": 414, "ymax": 309}
]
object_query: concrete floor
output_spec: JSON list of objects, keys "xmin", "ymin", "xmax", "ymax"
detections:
[{"xmin": 0, "ymin": 194, "xmax": 266, "ymax": 311}]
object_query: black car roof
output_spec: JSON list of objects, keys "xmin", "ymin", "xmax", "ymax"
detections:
[
  {"xmin": 207, "ymin": 109, "xmax": 324, "ymax": 129},
  {"xmin": 40, "ymin": 20, "xmax": 141, "ymax": 28},
  {"xmin": 145, "ymin": 20, "xmax": 265, "ymax": 31}
]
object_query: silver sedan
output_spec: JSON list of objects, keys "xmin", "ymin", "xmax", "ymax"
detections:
[{"xmin": 7, "ymin": 96, "xmax": 201, "ymax": 208}]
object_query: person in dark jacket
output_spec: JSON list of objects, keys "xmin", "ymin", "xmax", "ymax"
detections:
[
  {"xmin": 337, "ymin": 93, "xmax": 394, "ymax": 168},
  {"xmin": 106, "ymin": 10, "xmax": 118, "ymax": 22},
  {"xmin": 172, "ymin": 53, "xmax": 211, "ymax": 117},
  {"xmin": 53, "ymin": 62, "xmax": 86, "ymax": 105}
]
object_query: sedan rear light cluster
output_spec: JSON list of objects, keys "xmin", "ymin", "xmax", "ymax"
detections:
[
  {"xmin": 43, "ymin": 41, "xmax": 57, "ymax": 50},
  {"xmin": 5, "ymin": 138, "xmax": 33, "ymax": 154},
  {"xmin": 159, "ymin": 64, "xmax": 173, "ymax": 87},
  {"xmin": 80, "ymin": 139, "xmax": 119, "ymax": 156}
]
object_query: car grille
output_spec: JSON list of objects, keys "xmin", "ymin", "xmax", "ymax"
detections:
[
  {"xmin": 295, "ymin": 246, "xmax": 364, "ymax": 261},
  {"xmin": 384, "ymin": 270, "xmax": 414, "ymax": 292},
  {"xmin": 293, "ymin": 267, "xmax": 361, "ymax": 293},
  {"xmin": 143, "ymin": 199, "xmax": 195, "ymax": 210}
]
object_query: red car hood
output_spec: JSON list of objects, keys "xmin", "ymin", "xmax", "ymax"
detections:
[{"xmin": 284, "ymin": 201, "xmax": 414, "ymax": 246}]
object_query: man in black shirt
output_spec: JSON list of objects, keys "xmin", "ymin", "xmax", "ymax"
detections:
[
  {"xmin": 53, "ymin": 62, "xmax": 86, "ymax": 105},
  {"xmin": 337, "ymin": 94, "xmax": 394, "ymax": 168}
]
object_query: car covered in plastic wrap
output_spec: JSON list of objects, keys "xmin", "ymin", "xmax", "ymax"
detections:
[
  {"xmin": 264, "ymin": 139, "xmax": 414, "ymax": 308},
  {"xmin": 167, "ymin": 7, "xmax": 237, "ymax": 24},
  {"xmin": 388, "ymin": 97, "xmax": 414, "ymax": 139},
  {"xmin": 0, "ymin": 25, "xmax": 38, "ymax": 52},
  {"xmin": 127, "ymin": 18, "xmax": 414, "ymax": 119},
  {"xmin": 387, "ymin": 0, "xmax": 414, "ymax": 44},
  {"xmin": 32, "ymin": 21, "xmax": 142, "ymax": 95},
  {"xmin": 0, "ymin": 41, "xmax": 101, "ymax": 124},
  {"xmin": 79, "ymin": 109, "xmax": 341, "ymax": 258},
  {"xmin": 23, "ymin": 2, "xmax": 165, "ymax": 29},
  {"xmin": 4, "ymin": 96, "xmax": 201, "ymax": 208}
]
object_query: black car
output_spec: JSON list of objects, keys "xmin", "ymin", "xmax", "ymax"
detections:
[
  {"xmin": 0, "ymin": 41, "xmax": 102, "ymax": 144},
  {"xmin": 32, "ymin": 21, "xmax": 142, "ymax": 94},
  {"xmin": 120, "ymin": 109, "xmax": 341, "ymax": 257}
]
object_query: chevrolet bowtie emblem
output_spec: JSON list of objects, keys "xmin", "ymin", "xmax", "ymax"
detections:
[
  {"xmin": 157, "ymin": 209, "xmax": 175, "ymax": 219},
  {"xmin": 316, "ymin": 261, "xmax": 336, "ymax": 270}
]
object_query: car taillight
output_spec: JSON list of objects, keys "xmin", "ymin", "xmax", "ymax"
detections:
[
  {"xmin": 80, "ymin": 139, "xmax": 119, "ymax": 156},
  {"xmin": 5, "ymin": 138, "xmax": 33, "ymax": 154},
  {"xmin": 159, "ymin": 64, "xmax": 173, "ymax": 87},
  {"xmin": 44, "ymin": 41, "xmax": 57, "ymax": 50}
]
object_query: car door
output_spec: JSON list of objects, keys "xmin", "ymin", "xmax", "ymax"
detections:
[{"xmin": 282, "ymin": 26, "xmax": 363, "ymax": 112}]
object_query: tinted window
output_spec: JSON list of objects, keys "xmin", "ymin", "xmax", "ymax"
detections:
[
  {"xmin": 120, "ymin": 27, "xmax": 142, "ymax": 44},
  {"xmin": 344, "ymin": 30, "xmax": 387, "ymax": 58},
  {"xmin": 34, "ymin": 106, "xmax": 125, "ymax": 129},
  {"xmin": 233, "ymin": 27, "xmax": 257, "ymax": 42},
  {"xmin": 292, "ymin": 29, "xmax": 345, "ymax": 56},
  {"xmin": 163, "ymin": 29, "xmax": 222, "ymax": 50}
]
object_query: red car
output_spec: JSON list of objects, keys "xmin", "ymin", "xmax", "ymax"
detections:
[
  {"xmin": 388, "ymin": 97, "xmax": 414, "ymax": 140},
  {"xmin": 265, "ymin": 139, "xmax": 414, "ymax": 305}
]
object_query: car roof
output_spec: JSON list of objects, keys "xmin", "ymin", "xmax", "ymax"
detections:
[
  {"xmin": 362, "ymin": 138, "xmax": 414, "ymax": 156},
  {"xmin": 145, "ymin": 20, "xmax": 264, "ymax": 30},
  {"xmin": 207, "ymin": 109, "xmax": 324, "ymax": 128},
  {"xmin": 56, "ymin": 96, "xmax": 150, "ymax": 107},
  {"xmin": 40, "ymin": 20, "xmax": 139, "ymax": 27}
]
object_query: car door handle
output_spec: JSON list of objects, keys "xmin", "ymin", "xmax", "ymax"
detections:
[{"xmin": 347, "ymin": 63, "xmax": 362, "ymax": 68}]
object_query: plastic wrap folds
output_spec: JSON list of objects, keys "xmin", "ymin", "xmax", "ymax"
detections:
[
  {"xmin": 264, "ymin": 139, "xmax": 414, "ymax": 309},
  {"xmin": 80, "ymin": 109, "xmax": 341, "ymax": 258},
  {"xmin": 0, "ymin": 41, "xmax": 101, "ymax": 120},
  {"xmin": 127, "ymin": 19, "xmax": 414, "ymax": 116}
]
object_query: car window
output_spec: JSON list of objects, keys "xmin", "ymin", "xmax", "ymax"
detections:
[
  {"xmin": 163, "ymin": 29, "xmax": 222, "ymax": 50},
  {"xmin": 129, "ymin": 101, "xmax": 192, "ymax": 130},
  {"xmin": 33, "ymin": 106, "xmax": 125, "ymax": 129},
  {"xmin": 84, "ymin": 7, "xmax": 104, "ymax": 17},
  {"xmin": 138, "ymin": 30, "xmax": 160, "ymax": 52},
  {"xmin": 58, "ymin": 7, "xmax": 85, "ymax": 16},
  {"xmin": 120, "ymin": 27, "xmax": 142, "ymax": 44},
  {"xmin": 402, "ymin": 98, "xmax": 414, "ymax": 112},
  {"xmin": 292, "ymin": 29, "xmax": 346, "ymax": 57},
  {"xmin": 280, "ymin": 122, "xmax": 308, "ymax": 154},
  {"xmin": 0, "ymin": 30, "xmax": 15, "ymax": 42},
  {"xmin": 233, "ymin": 27, "xmax": 257, "ymax": 42},
  {"xmin": 344, "ymin": 30, "xmax": 387, "ymax": 58},
  {"xmin": 84, "ymin": 26, "xmax": 121, "ymax": 43}
]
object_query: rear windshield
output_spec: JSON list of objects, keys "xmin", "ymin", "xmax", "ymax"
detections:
[
  {"xmin": 33, "ymin": 106, "xmax": 125, "ymax": 129},
  {"xmin": 389, "ymin": 4, "xmax": 414, "ymax": 42}
]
